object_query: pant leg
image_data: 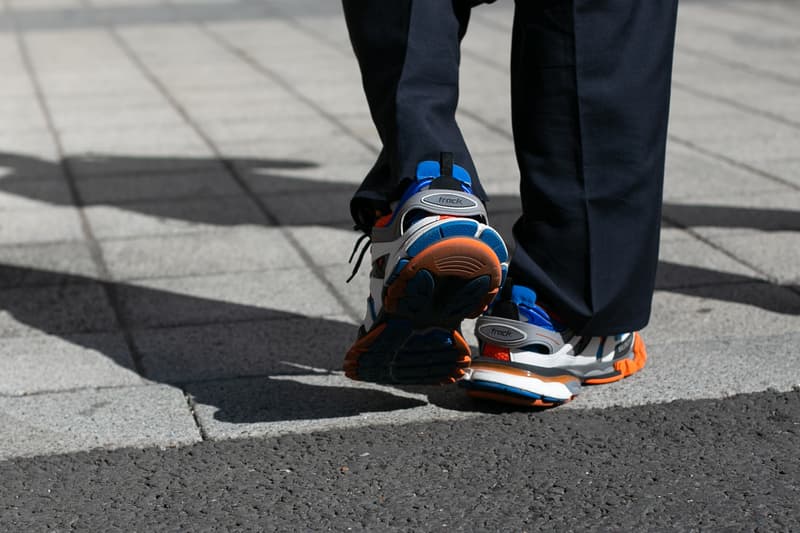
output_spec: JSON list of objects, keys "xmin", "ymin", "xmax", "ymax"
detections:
[
  {"xmin": 508, "ymin": 0, "xmax": 679, "ymax": 335},
  {"xmin": 342, "ymin": 0, "xmax": 487, "ymax": 229}
]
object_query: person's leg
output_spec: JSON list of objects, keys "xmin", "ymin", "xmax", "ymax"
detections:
[
  {"xmin": 341, "ymin": 0, "xmax": 509, "ymax": 385},
  {"xmin": 461, "ymin": 0, "xmax": 678, "ymax": 406},
  {"xmin": 341, "ymin": 0, "xmax": 488, "ymax": 230},
  {"xmin": 507, "ymin": 0, "xmax": 679, "ymax": 335}
]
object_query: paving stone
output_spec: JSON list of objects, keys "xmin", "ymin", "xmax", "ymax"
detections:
[
  {"xmin": 0, "ymin": 207, "xmax": 84, "ymax": 245},
  {"xmin": 0, "ymin": 282, "xmax": 118, "ymax": 338},
  {"xmin": 187, "ymin": 374, "xmax": 471, "ymax": 441},
  {"xmin": 0, "ymin": 242, "xmax": 100, "ymax": 288},
  {"xmin": 710, "ymin": 231, "xmax": 800, "ymax": 285},
  {"xmin": 133, "ymin": 316, "xmax": 358, "ymax": 383},
  {"xmin": 236, "ymin": 159, "xmax": 366, "ymax": 194},
  {"xmin": 648, "ymin": 283, "xmax": 800, "ymax": 346},
  {"xmin": 566, "ymin": 333, "xmax": 800, "ymax": 410},
  {"xmin": 662, "ymin": 190, "xmax": 800, "ymax": 239},
  {"xmin": 116, "ymin": 268, "xmax": 347, "ymax": 329},
  {"xmin": 260, "ymin": 189, "xmax": 352, "ymax": 228},
  {"xmin": 663, "ymin": 144, "xmax": 788, "ymax": 201},
  {"xmin": 66, "ymin": 153, "xmax": 225, "ymax": 178},
  {"xmin": 75, "ymin": 169, "xmax": 242, "ymax": 204},
  {"xmin": 656, "ymin": 235, "xmax": 763, "ymax": 289},
  {"xmin": 0, "ymin": 178, "xmax": 72, "ymax": 210},
  {"xmin": 84, "ymin": 196, "xmax": 269, "ymax": 239},
  {"xmin": 753, "ymin": 158, "xmax": 800, "ymax": 188},
  {"xmin": 0, "ymin": 385, "xmax": 200, "ymax": 460},
  {"xmin": 99, "ymin": 227, "xmax": 305, "ymax": 280},
  {"xmin": 288, "ymin": 226, "xmax": 357, "ymax": 268},
  {"xmin": 0, "ymin": 332, "xmax": 141, "ymax": 395}
]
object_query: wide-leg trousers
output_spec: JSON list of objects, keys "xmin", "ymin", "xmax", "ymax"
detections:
[{"xmin": 342, "ymin": 0, "xmax": 679, "ymax": 336}]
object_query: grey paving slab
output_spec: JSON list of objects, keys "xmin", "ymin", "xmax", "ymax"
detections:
[
  {"xmin": 751, "ymin": 158, "xmax": 800, "ymax": 189},
  {"xmin": 288, "ymin": 226, "xmax": 358, "ymax": 268},
  {"xmin": 0, "ymin": 332, "xmax": 141, "ymax": 395},
  {"xmin": 663, "ymin": 144, "xmax": 790, "ymax": 201},
  {"xmin": 0, "ymin": 242, "xmax": 100, "ymax": 288},
  {"xmin": 0, "ymin": 178, "xmax": 72, "ymax": 211},
  {"xmin": 84, "ymin": 196, "xmax": 269, "ymax": 240},
  {"xmin": 0, "ymin": 385, "xmax": 200, "ymax": 461},
  {"xmin": 709, "ymin": 231, "xmax": 800, "ymax": 285},
  {"xmin": 0, "ymin": 207, "xmax": 84, "ymax": 245},
  {"xmin": 0, "ymin": 282, "xmax": 118, "ymax": 338},
  {"xmin": 648, "ymin": 284, "xmax": 800, "ymax": 346},
  {"xmin": 116, "ymin": 268, "xmax": 347, "ymax": 329},
  {"xmin": 75, "ymin": 169, "xmax": 242, "ymax": 204},
  {"xmin": 66, "ymin": 153, "xmax": 225, "ymax": 178},
  {"xmin": 656, "ymin": 233, "xmax": 763, "ymax": 289},
  {"xmin": 259, "ymin": 189, "xmax": 352, "ymax": 228},
  {"xmin": 99, "ymin": 227, "xmax": 305, "ymax": 280},
  {"xmin": 235, "ymin": 159, "xmax": 367, "ymax": 194},
  {"xmin": 214, "ymin": 133, "xmax": 375, "ymax": 166},
  {"xmin": 662, "ymin": 190, "xmax": 800, "ymax": 239},
  {"xmin": 566, "ymin": 333, "xmax": 800, "ymax": 410},
  {"xmin": 188, "ymin": 373, "xmax": 470, "ymax": 441},
  {"xmin": 133, "ymin": 316, "xmax": 357, "ymax": 383}
]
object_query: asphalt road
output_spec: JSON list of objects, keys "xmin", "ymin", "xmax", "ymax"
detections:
[{"xmin": 2, "ymin": 389, "xmax": 798, "ymax": 531}]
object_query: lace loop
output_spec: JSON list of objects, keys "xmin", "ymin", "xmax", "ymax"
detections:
[{"xmin": 346, "ymin": 233, "xmax": 371, "ymax": 283}]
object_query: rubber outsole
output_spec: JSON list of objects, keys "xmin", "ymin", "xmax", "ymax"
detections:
[
  {"xmin": 345, "ymin": 225, "xmax": 506, "ymax": 385},
  {"xmin": 462, "ymin": 333, "xmax": 648, "ymax": 407}
]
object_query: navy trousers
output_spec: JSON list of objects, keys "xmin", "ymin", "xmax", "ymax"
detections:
[{"xmin": 342, "ymin": 0, "xmax": 679, "ymax": 336}]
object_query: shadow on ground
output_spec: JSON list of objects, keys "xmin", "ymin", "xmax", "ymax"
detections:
[{"xmin": 1, "ymin": 151, "xmax": 798, "ymax": 423}]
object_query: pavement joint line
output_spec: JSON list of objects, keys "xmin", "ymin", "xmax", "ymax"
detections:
[
  {"xmin": 667, "ymin": 134, "xmax": 800, "ymax": 192},
  {"xmin": 676, "ymin": 44, "xmax": 800, "ymax": 87},
  {"xmin": 676, "ymin": 16, "xmax": 798, "ymax": 56},
  {"xmin": 0, "ymin": 263, "xmax": 352, "ymax": 291},
  {"xmin": 661, "ymin": 210, "xmax": 794, "ymax": 287},
  {"xmin": 276, "ymin": 12, "xmax": 525, "ymax": 170},
  {"xmin": 70, "ymin": 1, "xmax": 362, "ymax": 326},
  {"xmin": 184, "ymin": 392, "xmax": 209, "ymax": 441},
  {"xmin": 5, "ymin": 1, "xmax": 150, "ymax": 381},
  {"xmin": 198, "ymin": 22, "xmax": 379, "ymax": 155},
  {"xmin": 672, "ymin": 80, "xmax": 800, "ymax": 131},
  {"xmin": 0, "ymin": 381, "xmax": 163, "ymax": 400},
  {"xmin": 709, "ymin": 0, "xmax": 800, "ymax": 30}
]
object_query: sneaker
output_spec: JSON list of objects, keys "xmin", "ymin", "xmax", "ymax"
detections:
[
  {"xmin": 460, "ymin": 281, "xmax": 647, "ymax": 407},
  {"xmin": 344, "ymin": 153, "xmax": 509, "ymax": 384}
]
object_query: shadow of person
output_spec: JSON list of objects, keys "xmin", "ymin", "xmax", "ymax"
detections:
[
  {"xmin": 0, "ymin": 263, "xmax": 425, "ymax": 423},
  {"xmin": 2, "ymin": 150, "xmax": 797, "ymax": 314},
  {"xmin": 1, "ymin": 151, "xmax": 799, "ymax": 421}
]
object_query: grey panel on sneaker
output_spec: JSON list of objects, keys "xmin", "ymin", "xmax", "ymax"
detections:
[{"xmin": 371, "ymin": 189, "xmax": 488, "ymax": 243}]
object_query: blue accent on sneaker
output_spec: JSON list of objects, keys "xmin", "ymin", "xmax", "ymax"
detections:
[
  {"xmin": 478, "ymin": 228, "xmax": 508, "ymax": 263},
  {"xmin": 463, "ymin": 379, "xmax": 564, "ymax": 404},
  {"xmin": 596, "ymin": 337, "xmax": 606, "ymax": 360},
  {"xmin": 386, "ymin": 258, "xmax": 410, "ymax": 285},
  {"xmin": 407, "ymin": 226, "xmax": 444, "ymax": 257},
  {"xmin": 416, "ymin": 160, "xmax": 472, "ymax": 187},
  {"xmin": 510, "ymin": 284, "xmax": 563, "ymax": 333},
  {"xmin": 440, "ymin": 219, "xmax": 479, "ymax": 238}
]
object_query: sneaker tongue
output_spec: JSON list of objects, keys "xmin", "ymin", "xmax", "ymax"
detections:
[
  {"xmin": 510, "ymin": 284, "xmax": 538, "ymax": 309},
  {"xmin": 511, "ymin": 284, "xmax": 564, "ymax": 332}
]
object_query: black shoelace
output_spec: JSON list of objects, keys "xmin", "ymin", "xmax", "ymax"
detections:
[{"xmin": 346, "ymin": 233, "xmax": 371, "ymax": 283}]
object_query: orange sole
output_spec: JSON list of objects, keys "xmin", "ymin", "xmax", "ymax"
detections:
[
  {"xmin": 583, "ymin": 332, "xmax": 647, "ymax": 385},
  {"xmin": 383, "ymin": 236, "xmax": 502, "ymax": 321}
]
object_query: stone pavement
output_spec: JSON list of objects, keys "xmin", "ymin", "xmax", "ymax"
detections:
[{"xmin": 0, "ymin": 0, "xmax": 798, "ymax": 461}]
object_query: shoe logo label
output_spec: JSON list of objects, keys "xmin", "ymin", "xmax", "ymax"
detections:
[
  {"xmin": 421, "ymin": 193, "xmax": 477, "ymax": 210},
  {"xmin": 478, "ymin": 323, "xmax": 526, "ymax": 343}
]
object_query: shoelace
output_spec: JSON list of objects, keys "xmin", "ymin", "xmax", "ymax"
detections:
[{"xmin": 346, "ymin": 233, "xmax": 371, "ymax": 283}]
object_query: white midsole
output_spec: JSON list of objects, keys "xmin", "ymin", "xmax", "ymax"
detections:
[{"xmin": 464, "ymin": 366, "xmax": 581, "ymax": 401}]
